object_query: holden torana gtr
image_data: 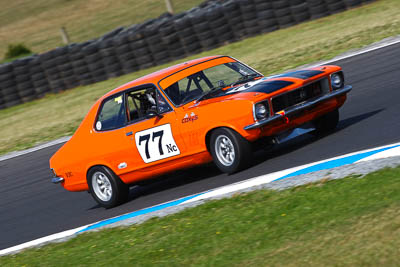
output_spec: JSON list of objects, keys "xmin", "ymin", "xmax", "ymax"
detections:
[{"xmin": 50, "ymin": 55, "xmax": 351, "ymax": 208}]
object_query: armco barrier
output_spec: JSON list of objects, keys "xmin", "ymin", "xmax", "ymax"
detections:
[{"xmin": 0, "ymin": 0, "xmax": 376, "ymax": 110}]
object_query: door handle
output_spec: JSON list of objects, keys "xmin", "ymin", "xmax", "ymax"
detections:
[{"xmin": 126, "ymin": 131, "xmax": 133, "ymax": 136}]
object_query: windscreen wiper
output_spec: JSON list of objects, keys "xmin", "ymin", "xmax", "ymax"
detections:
[
  {"xmin": 230, "ymin": 73, "xmax": 263, "ymax": 86},
  {"xmin": 195, "ymin": 86, "xmax": 224, "ymax": 103}
]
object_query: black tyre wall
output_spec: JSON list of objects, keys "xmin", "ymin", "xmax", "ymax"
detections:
[{"xmin": 0, "ymin": 0, "xmax": 375, "ymax": 110}]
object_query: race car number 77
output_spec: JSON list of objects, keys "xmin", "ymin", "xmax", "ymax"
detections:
[{"xmin": 134, "ymin": 124, "xmax": 180, "ymax": 163}]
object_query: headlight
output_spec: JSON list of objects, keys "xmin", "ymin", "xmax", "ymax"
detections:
[
  {"xmin": 331, "ymin": 72, "xmax": 344, "ymax": 89},
  {"xmin": 255, "ymin": 103, "xmax": 268, "ymax": 120}
]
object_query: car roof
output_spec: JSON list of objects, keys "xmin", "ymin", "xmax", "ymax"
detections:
[{"xmin": 102, "ymin": 55, "xmax": 227, "ymax": 99}]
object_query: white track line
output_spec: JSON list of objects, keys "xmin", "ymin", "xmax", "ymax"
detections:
[
  {"xmin": 2, "ymin": 141, "xmax": 400, "ymax": 256},
  {"xmin": 0, "ymin": 226, "xmax": 86, "ymax": 256},
  {"xmin": 0, "ymin": 136, "xmax": 71, "ymax": 162},
  {"xmin": 307, "ymin": 35, "xmax": 400, "ymax": 68},
  {"xmin": 181, "ymin": 142, "xmax": 400, "ymax": 205}
]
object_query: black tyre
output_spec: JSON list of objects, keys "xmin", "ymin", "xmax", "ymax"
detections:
[
  {"xmin": 0, "ymin": 72, "xmax": 13, "ymax": 81},
  {"xmin": 88, "ymin": 62, "xmax": 104, "ymax": 72},
  {"xmin": 259, "ymin": 19, "xmax": 278, "ymax": 29},
  {"xmin": 149, "ymin": 44, "xmax": 165, "ymax": 54},
  {"xmin": 14, "ymin": 66, "xmax": 29, "ymax": 76},
  {"xmin": 275, "ymin": 7, "xmax": 291, "ymax": 17},
  {"xmin": 184, "ymin": 42, "xmax": 202, "ymax": 53},
  {"xmin": 272, "ymin": 0, "xmax": 290, "ymax": 9},
  {"xmin": 327, "ymin": 2, "xmax": 346, "ymax": 13},
  {"xmin": 1, "ymin": 85, "xmax": 18, "ymax": 95},
  {"xmin": 105, "ymin": 62, "xmax": 122, "ymax": 72},
  {"xmin": 294, "ymin": 11, "xmax": 310, "ymax": 23},
  {"xmin": 193, "ymin": 21, "xmax": 210, "ymax": 32},
  {"xmin": 130, "ymin": 39, "xmax": 147, "ymax": 50},
  {"xmin": 163, "ymin": 33, "xmax": 180, "ymax": 44},
  {"xmin": 200, "ymin": 38, "xmax": 218, "ymax": 50},
  {"xmin": 32, "ymin": 78, "xmax": 48, "ymax": 87},
  {"xmin": 133, "ymin": 47, "xmax": 151, "ymax": 57},
  {"xmin": 277, "ymin": 16, "xmax": 295, "ymax": 28},
  {"xmin": 116, "ymin": 44, "xmax": 131, "ymax": 54},
  {"xmin": 31, "ymin": 72, "xmax": 46, "ymax": 81},
  {"xmin": 243, "ymin": 19, "xmax": 259, "ymax": 28},
  {"xmin": 169, "ymin": 47, "xmax": 186, "ymax": 58},
  {"xmin": 15, "ymin": 72, "xmax": 31, "ymax": 83},
  {"xmin": 312, "ymin": 109, "xmax": 339, "ymax": 136},
  {"xmin": 180, "ymin": 35, "xmax": 198, "ymax": 46},
  {"xmin": 210, "ymin": 128, "xmax": 252, "ymax": 174},
  {"xmin": 344, "ymin": 0, "xmax": 362, "ymax": 8},
  {"xmin": 291, "ymin": 3, "xmax": 308, "ymax": 13},
  {"xmin": 87, "ymin": 166, "xmax": 129, "ymax": 208},
  {"xmin": 102, "ymin": 56, "xmax": 119, "ymax": 65},
  {"xmin": 0, "ymin": 79, "xmax": 16, "ymax": 88},
  {"xmin": 258, "ymin": 10, "xmax": 275, "ymax": 20},
  {"xmin": 256, "ymin": 2, "xmax": 272, "ymax": 11},
  {"xmin": 309, "ymin": 4, "xmax": 330, "ymax": 17},
  {"xmin": 4, "ymin": 99, "xmax": 22, "ymax": 107},
  {"xmin": 160, "ymin": 24, "xmax": 176, "ymax": 36},
  {"xmin": 100, "ymin": 47, "xmax": 116, "ymax": 57},
  {"xmin": 136, "ymin": 55, "xmax": 153, "ymax": 65},
  {"xmin": 0, "ymin": 64, "xmax": 12, "ymax": 74},
  {"xmin": 209, "ymin": 18, "xmax": 227, "ymax": 29},
  {"xmin": 153, "ymin": 51, "xmax": 169, "ymax": 62},
  {"xmin": 75, "ymin": 65, "xmax": 90, "ymax": 74},
  {"xmin": 3, "ymin": 93, "xmax": 20, "ymax": 102}
]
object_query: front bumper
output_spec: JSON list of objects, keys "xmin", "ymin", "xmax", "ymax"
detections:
[
  {"xmin": 244, "ymin": 85, "xmax": 352, "ymax": 130},
  {"xmin": 51, "ymin": 177, "xmax": 64, "ymax": 184}
]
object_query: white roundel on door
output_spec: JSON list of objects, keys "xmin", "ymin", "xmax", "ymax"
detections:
[{"xmin": 134, "ymin": 124, "xmax": 180, "ymax": 163}]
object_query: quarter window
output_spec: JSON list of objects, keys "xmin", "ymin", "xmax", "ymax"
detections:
[{"xmin": 96, "ymin": 93, "xmax": 126, "ymax": 131}]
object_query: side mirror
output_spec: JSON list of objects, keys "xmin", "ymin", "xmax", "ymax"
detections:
[{"xmin": 146, "ymin": 109, "xmax": 163, "ymax": 119}]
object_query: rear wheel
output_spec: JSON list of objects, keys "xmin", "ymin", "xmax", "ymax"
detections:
[
  {"xmin": 312, "ymin": 109, "xmax": 339, "ymax": 136},
  {"xmin": 210, "ymin": 128, "xmax": 252, "ymax": 174},
  {"xmin": 87, "ymin": 166, "xmax": 129, "ymax": 208}
]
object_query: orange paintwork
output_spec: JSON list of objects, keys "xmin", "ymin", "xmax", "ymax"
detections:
[{"xmin": 49, "ymin": 56, "xmax": 349, "ymax": 192}]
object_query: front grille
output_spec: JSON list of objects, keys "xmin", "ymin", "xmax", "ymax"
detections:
[{"xmin": 272, "ymin": 79, "xmax": 324, "ymax": 112}]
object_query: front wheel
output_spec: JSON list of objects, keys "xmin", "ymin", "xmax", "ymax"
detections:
[
  {"xmin": 87, "ymin": 166, "xmax": 129, "ymax": 208},
  {"xmin": 210, "ymin": 128, "xmax": 252, "ymax": 174}
]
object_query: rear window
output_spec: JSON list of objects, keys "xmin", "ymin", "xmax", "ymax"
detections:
[{"xmin": 95, "ymin": 93, "xmax": 126, "ymax": 131}]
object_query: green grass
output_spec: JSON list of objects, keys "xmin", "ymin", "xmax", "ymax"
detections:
[
  {"xmin": 2, "ymin": 166, "xmax": 400, "ymax": 265},
  {"xmin": 1, "ymin": 0, "xmax": 400, "ymax": 155},
  {"xmin": 0, "ymin": 0, "xmax": 204, "ymax": 59},
  {"xmin": 0, "ymin": 53, "xmax": 34, "ymax": 64}
]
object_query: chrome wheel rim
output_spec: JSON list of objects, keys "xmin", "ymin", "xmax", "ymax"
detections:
[
  {"xmin": 92, "ymin": 171, "xmax": 112, "ymax": 202},
  {"xmin": 215, "ymin": 135, "xmax": 235, "ymax": 166}
]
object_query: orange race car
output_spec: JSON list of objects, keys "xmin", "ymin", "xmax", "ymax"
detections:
[{"xmin": 50, "ymin": 55, "xmax": 352, "ymax": 208}]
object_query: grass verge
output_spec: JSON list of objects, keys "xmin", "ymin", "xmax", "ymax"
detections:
[
  {"xmin": 0, "ymin": 0, "xmax": 204, "ymax": 59},
  {"xmin": 1, "ymin": 0, "xmax": 400, "ymax": 155},
  {"xmin": 1, "ymin": 166, "xmax": 400, "ymax": 265}
]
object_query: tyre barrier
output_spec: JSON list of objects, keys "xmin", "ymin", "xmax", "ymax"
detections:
[{"xmin": 0, "ymin": 0, "xmax": 376, "ymax": 110}]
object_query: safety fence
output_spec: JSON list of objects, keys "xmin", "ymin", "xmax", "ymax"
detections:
[{"xmin": 0, "ymin": 0, "xmax": 375, "ymax": 110}]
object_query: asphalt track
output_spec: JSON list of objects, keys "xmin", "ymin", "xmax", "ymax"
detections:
[{"xmin": 1, "ymin": 42, "xmax": 400, "ymax": 250}]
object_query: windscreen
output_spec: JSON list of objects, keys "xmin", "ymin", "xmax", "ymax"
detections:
[{"xmin": 163, "ymin": 62, "xmax": 258, "ymax": 106}]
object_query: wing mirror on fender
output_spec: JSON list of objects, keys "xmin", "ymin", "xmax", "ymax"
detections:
[{"xmin": 146, "ymin": 109, "xmax": 163, "ymax": 119}]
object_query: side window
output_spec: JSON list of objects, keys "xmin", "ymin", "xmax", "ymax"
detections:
[
  {"xmin": 96, "ymin": 94, "xmax": 126, "ymax": 131},
  {"xmin": 126, "ymin": 87, "xmax": 172, "ymax": 123}
]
